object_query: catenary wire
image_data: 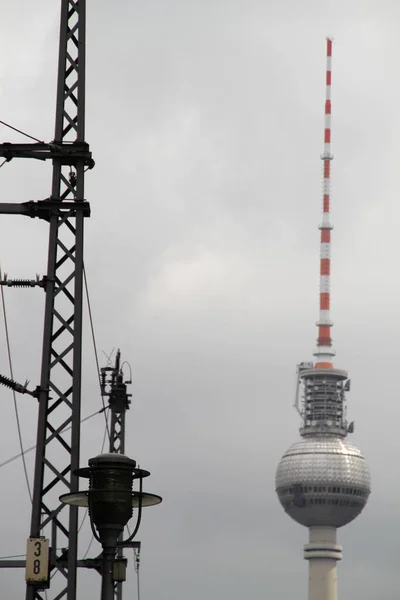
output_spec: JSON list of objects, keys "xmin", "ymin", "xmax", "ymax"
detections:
[
  {"xmin": 48, "ymin": 413, "xmax": 111, "ymax": 582},
  {"xmin": 83, "ymin": 263, "xmax": 111, "ymax": 444},
  {"xmin": 81, "ymin": 412, "xmax": 110, "ymax": 558},
  {"xmin": 127, "ymin": 506, "xmax": 141, "ymax": 600},
  {"xmin": 0, "ymin": 267, "xmax": 112, "ymax": 557},
  {"xmin": 0, "ymin": 119, "xmax": 44, "ymax": 143},
  {"xmin": 0, "ymin": 408, "xmax": 106, "ymax": 471},
  {"xmin": 0, "ymin": 265, "xmax": 32, "ymax": 502},
  {"xmin": 81, "ymin": 263, "xmax": 112, "ymax": 550},
  {"xmin": 77, "ymin": 407, "xmax": 110, "ymax": 536},
  {"xmin": 0, "ymin": 266, "xmax": 113, "ymax": 569},
  {"xmin": 0, "ymin": 128, "xmax": 106, "ymax": 597}
]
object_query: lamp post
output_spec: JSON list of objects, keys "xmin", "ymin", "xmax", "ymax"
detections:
[{"xmin": 60, "ymin": 453, "xmax": 162, "ymax": 600}]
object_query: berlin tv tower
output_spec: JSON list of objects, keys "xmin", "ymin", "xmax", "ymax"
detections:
[{"xmin": 275, "ymin": 38, "xmax": 371, "ymax": 600}]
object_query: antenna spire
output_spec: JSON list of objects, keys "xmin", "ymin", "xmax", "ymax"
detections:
[{"xmin": 315, "ymin": 37, "xmax": 335, "ymax": 369}]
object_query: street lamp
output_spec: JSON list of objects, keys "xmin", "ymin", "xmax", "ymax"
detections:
[{"xmin": 60, "ymin": 452, "xmax": 162, "ymax": 600}]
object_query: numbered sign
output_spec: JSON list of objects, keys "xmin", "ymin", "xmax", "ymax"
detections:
[{"xmin": 26, "ymin": 538, "xmax": 49, "ymax": 583}]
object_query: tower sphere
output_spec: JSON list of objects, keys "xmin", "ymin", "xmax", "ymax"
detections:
[{"xmin": 275, "ymin": 436, "xmax": 371, "ymax": 528}]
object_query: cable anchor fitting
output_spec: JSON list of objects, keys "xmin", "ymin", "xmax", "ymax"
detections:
[
  {"xmin": 0, "ymin": 273, "xmax": 47, "ymax": 288},
  {"xmin": 0, "ymin": 373, "xmax": 40, "ymax": 398}
]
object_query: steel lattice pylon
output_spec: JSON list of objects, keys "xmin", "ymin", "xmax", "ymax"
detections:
[
  {"xmin": 0, "ymin": 1, "xmax": 90, "ymax": 598},
  {"xmin": 27, "ymin": 2, "xmax": 88, "ymax": 598}
]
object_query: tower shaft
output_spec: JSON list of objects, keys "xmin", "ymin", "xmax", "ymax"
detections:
[
  {"xmin": 316, "ymin": 37, "xmax": 334, "ymax": 369},
  {"xmin": 304, "ymin": 527, "xmax": 342, "ymax": 600}
]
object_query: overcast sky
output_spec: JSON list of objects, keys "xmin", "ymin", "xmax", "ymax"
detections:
[{"xmin": 0, "ymin": 0, "xmax": 399, "ymax": 598}]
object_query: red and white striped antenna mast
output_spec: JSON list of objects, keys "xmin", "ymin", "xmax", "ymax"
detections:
[{"xmin": 315, "ymin": 36, "xmax": 335, "ymax": 369}]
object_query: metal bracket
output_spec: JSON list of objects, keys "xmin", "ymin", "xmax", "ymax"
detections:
[
  {"xmin": 0, "ymin": 199, "xmax": 91, "ymax": 221},
  {"xmin": 0, "ymin": 142, "xmax": 94, "ymax": 168}
]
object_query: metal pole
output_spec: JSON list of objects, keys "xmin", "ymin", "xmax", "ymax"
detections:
[{"xmin": 101, "ymin": 546, "xmax": 117, "ymax": 600}]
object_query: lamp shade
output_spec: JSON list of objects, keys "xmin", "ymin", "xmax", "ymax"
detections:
[
  {"xmin": 60, "ymin": 491, "xmax": 162, "ymax": 508},
  {"xmin": 60, "ymin": 452, "xmax": 162, "ymax": 538}
]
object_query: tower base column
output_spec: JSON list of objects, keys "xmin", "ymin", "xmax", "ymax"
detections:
[{"xmin": 304, "ymin": 526, "xmax": 342, "ymax": 600}]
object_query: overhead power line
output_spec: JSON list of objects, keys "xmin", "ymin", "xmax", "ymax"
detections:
[
  {"xmin": 0, "ymin": 408, "xmax": 106, "ymax": 471},
  {"xmin": 81, "ymin": 412, "xmax": 110, "ymax": 558},
  {"xmin": 0, "ymin": 119, "xmax": 44, "ymax": 143},
  {"xmin": 83, "ymin": 263, "xmax": 111, "ymax": 444},
  {"xmin": 0, "ymin": 265, "xmax": 32, "ymax": 502}
]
